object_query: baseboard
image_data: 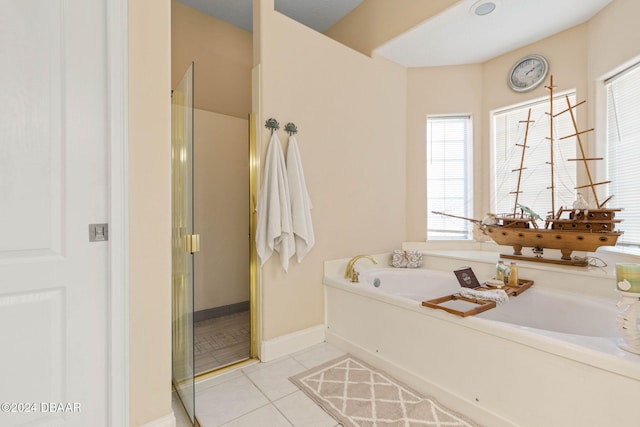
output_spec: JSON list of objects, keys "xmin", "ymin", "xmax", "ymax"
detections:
[
  {"xmin": 140, "ymin": 412, "xmax": 176, "ymax": 427},
  {"xmin": 260, "ymin": 324, "xmax": 325, "ymax": 362},
  {"xmin": 325, "ymin": 331, "xmax": 516, "ymax": 427},
  {"xmin": 194, "ymin": 301, "xmax": 249, "ymax": 323}
]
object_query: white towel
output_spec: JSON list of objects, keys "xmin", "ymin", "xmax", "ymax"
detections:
[
  {"xmin": 286, "ymin": 135, "xmax": 315, "ymax": 262},
  {"xmin": 458, "ymin": 287, "xmax": 509, "ymax": 305},
  {"xmin": 256, "ymin": 133, "xmax": 295, "ymax": 271}
]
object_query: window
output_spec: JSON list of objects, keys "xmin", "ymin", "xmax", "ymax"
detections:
[
  {"xmin": 606, "ymin": 63, "xmax": 640, "ymax": 246},
  {"xmin": 426, "ymin": 116, "xmax": 473, "ymax": 240},
  {"xmin": 492, "ymin": 92, "xmax": 577, "ymax": 222}
]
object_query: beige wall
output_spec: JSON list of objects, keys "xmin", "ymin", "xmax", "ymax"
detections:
[
  {"xmin": 481, "ymin": 24, "xmax": 588, "ymax": 130},
  {"xmin": 587, "ymin": 0, "xmax": 640, "ymax": 81},
  {"xmin": 405, "ymin": 0, "xmax": 640, "ymax": 239},
  {"xmin": 128, "ymin": 0, "xmax": 172, "ymax": 425},
  {"xmin": 194, "ymin": 109, "xmax": 250, "ymax": 312},
  {"xmin": 406, "ymin": 23, "xmax": 593, "ymax": 238},
  {"xmin": 255, "ymin": 0, "xmax": 407, "ymax": 340},
  {"xmin": 172, "ymin": 0, "xmax": 252, "ymax": 118},
  {"xmin": 406, "ymin": 64, "xmax": 483, "ymax": 241}
]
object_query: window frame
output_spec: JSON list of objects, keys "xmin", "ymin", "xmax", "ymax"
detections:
[
  {"xmin": 490, "ymin": 90, "xmax": 577, "ymax": 224},
  {"xmin": 426, "ymin": 114, "xmax": 474, "ymax": 240}
]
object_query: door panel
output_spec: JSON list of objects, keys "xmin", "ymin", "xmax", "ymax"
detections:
[
  {"xmin": 0, "ymin": 0, "xmax": 108, "ymax": 426},
  {"xmin": 1, "ymin": 0, "xmax": 64, "ymax": 258},
  {"xmin": 172, "ymin": 63, "xmax": 196, "ymax": 425}
]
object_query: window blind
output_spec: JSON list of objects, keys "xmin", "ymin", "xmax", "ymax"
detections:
[
  {"xmin": 606, "ymin": 63, "xmax": 640, "ymax": 246},
  {"xmin": 492, "ymin": 93, "xmax": 576, "ymax": 221},
  {"xmin": 427, "ymin": 116, "xmax": 472, "ymax": 240}
]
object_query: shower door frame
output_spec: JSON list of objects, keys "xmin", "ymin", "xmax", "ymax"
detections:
[
  {"xmin": 249, "ymin": 113, "xmax": 260, "ymax": 360},
  {"xmin": 191, "ymin": 113, "xmax": 260, "ymax": 380}
]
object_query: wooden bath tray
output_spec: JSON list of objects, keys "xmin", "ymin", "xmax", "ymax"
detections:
[
  {"xmin": 481, "ymin": 279, "xmax": 534, "ymax": 296},
  {"xmin": 422, "ymin": 279, "xmax": 534, "ymax": 317},
  {"xmin": 422, "ymin": 295, "xmax": 496, "ymax": 317}
]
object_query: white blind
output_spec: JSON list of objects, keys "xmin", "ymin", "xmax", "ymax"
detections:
[
  {"xmin": 427, "ymin": 116, "xmax": 472, "ymax": 240},
  {"xmin": 606, "ymin": 63, "xmax": 640, "ymax": 246},
  {"xmin": 492, "ymin": 93, "xmax": 576, "ymax": 220}
]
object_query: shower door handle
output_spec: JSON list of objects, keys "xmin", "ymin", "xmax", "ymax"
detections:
[{"xmin": 183, "ymin": 234, "xmax": 200, "ymax": 254}]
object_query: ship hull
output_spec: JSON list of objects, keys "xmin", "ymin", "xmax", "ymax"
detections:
[{"xmin": 484, "ymin": 225, "xmax": 621, "ymax": 259}]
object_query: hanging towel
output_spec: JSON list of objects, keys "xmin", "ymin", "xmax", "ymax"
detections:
[
  {"xmin": 256, "ymin": 133, "xmax": 295, "ymax": 271},
  {"xmin": 286, "ymin": 135, "xmax": 315, "ymax": 262}
]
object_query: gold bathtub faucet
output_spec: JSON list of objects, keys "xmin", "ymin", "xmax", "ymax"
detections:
[{"xmin": 344, "ymin": 255, "xmax": 378, "ymax": 282}]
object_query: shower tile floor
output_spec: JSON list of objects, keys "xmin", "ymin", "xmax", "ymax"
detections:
[
  {"xmin": 195, "ymin": 311, "xmax": 251, "ymax": 375},
  {"xmin": 174, "ymin": 342, "xmax": 346, "ymax": 427}
]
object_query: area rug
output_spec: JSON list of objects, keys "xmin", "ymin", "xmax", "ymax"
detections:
[{"xmin": 290, "ymin": 355, "xmax": 481, "ymax": 427}]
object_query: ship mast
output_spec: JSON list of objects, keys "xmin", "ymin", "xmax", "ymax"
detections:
[
  {"xmin": 511, "ymin": 108, "xmax": 533, "ymax": 216},
  {"xmin": 546, "ymin": 76, "xmax": 557, "ymax": 218},
  {"xmin": 557, "ymin": 96, "xmax": 611, "ymax": 208}
]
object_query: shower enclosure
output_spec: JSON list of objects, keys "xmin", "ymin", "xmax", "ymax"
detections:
[{"xmin": 171, "ymin": 55, "xmax": 259, "ymax": 427}]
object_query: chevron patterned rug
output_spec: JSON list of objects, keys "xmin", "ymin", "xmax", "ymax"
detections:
[{"xmin": 290, "ymin": 355, "xmax": 481, "ymax": 427}]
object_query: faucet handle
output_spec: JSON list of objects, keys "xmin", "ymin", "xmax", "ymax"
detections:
[{"xmin": 350, "ymin": 270, "xmax": 360, "ymax": 283}]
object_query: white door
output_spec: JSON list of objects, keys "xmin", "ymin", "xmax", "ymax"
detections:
[{"xmin": 0, "ymin": 1, "xmax": 110, "ymax": 426}]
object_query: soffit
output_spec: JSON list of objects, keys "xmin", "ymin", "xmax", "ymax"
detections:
[{"xmin": 374, "ymin": 0, "xmax": 613, "ymax": 67}]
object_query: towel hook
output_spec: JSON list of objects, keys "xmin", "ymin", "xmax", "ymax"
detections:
[
  {"xmin": 284, "ymin": 122, "xmax": 298, "ymax": 136},
  {"xmin": 265, "ymin": 118, "xmax": 280, "ymax": 135}
]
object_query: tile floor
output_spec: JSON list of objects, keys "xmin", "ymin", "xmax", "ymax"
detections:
[
  {"xmin": 195, "ymin": 311, "xmax": 251, "ymax": 375},
  {"xmin": 174, "ymin": 342, "xmax": 346, "ymax": 427}
]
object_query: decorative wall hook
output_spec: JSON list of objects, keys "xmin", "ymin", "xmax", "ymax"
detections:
[
  {"xmin": 265, "ymin": 118, "xmax": 280, "ymax": 134},
  {"xmin": 284, "ymin": 122, "xmax": 298, "ymax": 136}
]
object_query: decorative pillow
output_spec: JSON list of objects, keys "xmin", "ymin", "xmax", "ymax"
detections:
[{"xmin": 391, "ymin": 250, "xmax": 423, "ymax": 268}]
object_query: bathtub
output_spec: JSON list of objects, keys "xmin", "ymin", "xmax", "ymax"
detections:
[
  {"xmin": 324, "ymin": 260, "xmax": 640, "ymax": 427},
  {"xmin": 359, "ymin": 268, "xmax": 619, "ymax": 338}
]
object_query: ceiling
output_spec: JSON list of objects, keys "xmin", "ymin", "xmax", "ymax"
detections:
[
  {"xmin": 375, "ymin": 0, "xmax": 613, "ymax": 67},
  {"xmin": 176, "ymin": 0, "xmax": 362, "ymax": 33},
  {"xmin": 177, "ymin": 0, "xmax": 614, "ymax": 67}
]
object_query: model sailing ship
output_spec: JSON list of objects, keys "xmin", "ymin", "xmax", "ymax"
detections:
[{"xmin": 435, "ymin": 76, "xmax": 623, "ymax": 266}]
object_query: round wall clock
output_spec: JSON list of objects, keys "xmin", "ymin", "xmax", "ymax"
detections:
[{"xmin": 508, "ymin": 55, "xmax": 549, "ymax": 92}]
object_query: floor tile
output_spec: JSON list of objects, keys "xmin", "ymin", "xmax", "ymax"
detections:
[
  {"xmin": 195, "ymin": 310, "xmax": 251, "ymax": 375},
  {"xmin": 220, "ymin": 404, "xmax": 293, "ymax": 427},
  {"xmin": 195, "ymin": 374, "xmax": 269, "ymax": 426},
  {"xmin": 241, "ymin": 353, "xmax": 290, "ymax": 375},
  {"xmin": 191, "ymin": 342, "xmax": 347, "ymax": 426},
  {"xmin": 196, "ymin": 369, "xmax": 244, "ymax": 393},
  {"xmin": 214, "ymin": 342, "xmax": 251, "ymax": 365},
  {"xmin": 195, "ymin": 353, "xmax": 219, "ymax": 372},
  {"xmin": 292, "ymin": 342, "xmax": 346, "ymax": 369},
  {"xmin": 244, "ymin": 357, "xmax": 307, "ymax": 401},
  {"xmin": 274, "ymin": 390, "xmax": 339, "ymax": 427}
]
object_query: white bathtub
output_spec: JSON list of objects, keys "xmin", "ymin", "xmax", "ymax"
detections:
[
  {"xmin": 359, "ymin": 268, "xmax": 619, "ymax": 338},
  {"xmin": 324, "ymin": 261, "xmax": 640, "ymax": 427}
]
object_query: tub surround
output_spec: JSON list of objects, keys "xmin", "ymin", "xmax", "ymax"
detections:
[{"xmin": 323, "ymin": 244, "xmax": 640, "ymax": 427}]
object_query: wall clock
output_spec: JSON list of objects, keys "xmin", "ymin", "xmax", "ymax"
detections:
[{"xmin": 508, "ymin": 55, "xmax": 549, "ymax": 92}]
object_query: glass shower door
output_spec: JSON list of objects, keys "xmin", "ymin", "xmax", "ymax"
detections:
[{"xmin": 171, "ymin": 63, "xmax": 196, "ymax": 425}]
